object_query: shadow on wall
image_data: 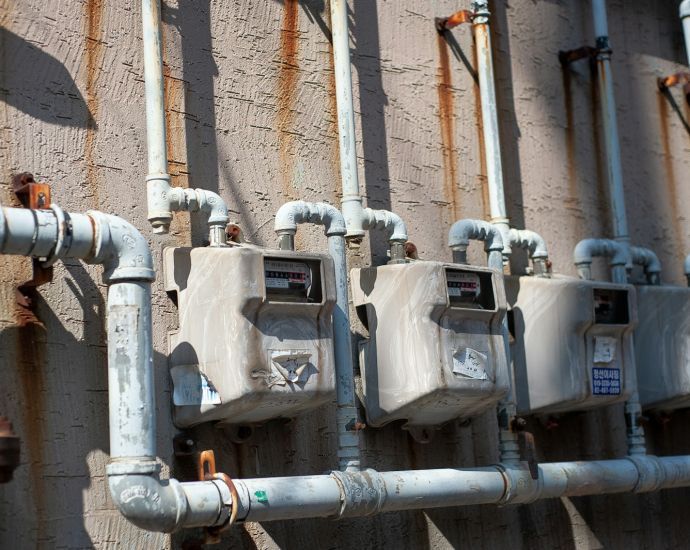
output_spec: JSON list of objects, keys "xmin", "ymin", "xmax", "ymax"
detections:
[{"xmin": 0, "ymin": 27, "xmax": 93, "ymax": 128}]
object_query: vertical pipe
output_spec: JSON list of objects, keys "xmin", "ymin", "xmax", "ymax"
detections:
[
  {"xmin": 329, "ymin": 0, "xmax": 365, "ymax": 242},
  {"xmin": 329, "ymin": 235, "xmax": 360, "ymax": 471},
  {"xmin": 591, "ymin": 0, "xmax": 631, "ymax": 269},
  {"xmin": 107, "ymin": 281, "xmax": 156, "ymax": 460},
  {"xmin": 682, "ymin": 0, "xmax": 690, "ymax": 67},
  {"xmin": 142, "ymin": 0, "xmax": 173, "ymax": 234},
  {"xmin": 473, "ymin": 2, "xmax": 510, "ymax": 253}
]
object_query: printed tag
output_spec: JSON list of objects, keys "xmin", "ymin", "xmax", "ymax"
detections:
[
  {"xmin": 447, "ymin": 272, "xmax": 481, "ymax": 297},
  {"xmin": 452, "ymin": 348, "xmax": 488, "ymax": 380},
  {"xmin": 265, "ymin": 260, "xmax": 310, "ymax": 290},
  {"xmin": 592, "ymin": 367, "xmax": 621, "ymax": 395},
  {"xmin": 593, "ymin": 336, "xmax": 617, "ymax": 363},
  {"xmin": 171, "ymin": 365, "xmax": 221, "ymax": 406}
]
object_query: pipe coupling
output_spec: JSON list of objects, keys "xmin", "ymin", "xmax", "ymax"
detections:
[
  {"xmin": 330, "ymin": 469, "xmax": 387, "ymax": 518},
  {"xmin": 492, "ymin": 463, "xmax": 542, "ymax": 505},
  {"xmin": 625, "ymin": 455, "xmax": 665, "ymax": 493}
]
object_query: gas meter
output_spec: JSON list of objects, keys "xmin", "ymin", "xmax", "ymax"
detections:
[
  {"xmin": 163, "ymin": 245, "xmax": 337, "ymax": 437},
  {"xmin": 350, "ymin": 261, "xmax": 510, "ymax": 443},
  {"xmin": 506, "ymin": 275, "xmax": 637, "ymax": 415},
  {"xmin": 634, "ymin": 285, "xmax": 690, "ymax": 411}
]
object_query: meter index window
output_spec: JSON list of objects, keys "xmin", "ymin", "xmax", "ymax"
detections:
[
  {"xmin": 264, "ymin": 257, "xmax": 324, "ymax": 304},
  {"xmin": 445, "ymin": 268, "xmax": 496, "ymax": 311}
]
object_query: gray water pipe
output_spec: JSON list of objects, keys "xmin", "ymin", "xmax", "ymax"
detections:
[
  {"xmin": 274, "ymin": 201, "xmax": 360, "ymax": 472},
  {"xmin": 0, "ymin": 205, "xmax": 234, "ymax": 533},
  {"xmin": 141, "ymin": 0, "xmax": 230, "ymax": 245},
  {"xmin": 329, "ymin": 0, "xmax": 408, "ymax": 262}
]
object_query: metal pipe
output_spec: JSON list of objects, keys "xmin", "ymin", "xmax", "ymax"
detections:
[
  {"xmin": 328, "ymin": 0, "xmax": 409, "ymax": 256},
  {"xmin": 274, "ymin": 202, "xmax": 360, "ymax": 471},
  {"xmin": 448, "ymin": 219, "xmax": 517, "ymax": 463},
  {"xmin": 141, "ymin": 0, "xmax": 230, "ymax": 243},
  {"xmin": 573, "ymin": 238, "xmax": 627, "ymax": 284},
  {"xmin": 0, "ymin": 206, "xmax": 233, "ymax": 533},
  {"xmin": 681, "ymin": 0, "xmax": 690, "ymax": 66},
  {"xmin": 507, "ymin": 228, "xmax": 550, "ymax": 276},
  {"xmin": 684, "ymin": 253, "xmax": 690, "ymax": 286},
  {"xmin": 631, "ymin": 246, "xmax": 661, "ymax": 285},
  {"xmin": 590, "ymin": 0, "xmax": 631, "ymax": 270},
  {"xmin": 229, "ymin": 455, "xmax": 690, "ymax": 524}
]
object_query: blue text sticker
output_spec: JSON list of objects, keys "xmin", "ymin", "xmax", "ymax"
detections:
[{"xmin": 592, "ymin": 367, "xmax": 621, "ymax": 395}]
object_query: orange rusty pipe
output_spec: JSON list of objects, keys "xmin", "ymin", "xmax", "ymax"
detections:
[{"xmin": 435, "ymin": 10, "xmax": 473, "ymax": 33}]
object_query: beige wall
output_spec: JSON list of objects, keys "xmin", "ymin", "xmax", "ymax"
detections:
[{"xmin": 1, "ymin": 0, "xmax": 690, "ymax": 548}]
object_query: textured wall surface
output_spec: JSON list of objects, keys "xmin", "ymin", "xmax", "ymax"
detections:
[{"xmin": 1, "ymin": 0, "xmax": 690, "ymax": 548}]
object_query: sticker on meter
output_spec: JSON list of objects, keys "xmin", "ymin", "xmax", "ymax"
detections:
[
  {"xmin": 264, "ymin": 260, "xmax": 311, "ymax": 290},
  {"xmin": 447, "ymin": 272, "xmax": 480, "ymax": 298}
]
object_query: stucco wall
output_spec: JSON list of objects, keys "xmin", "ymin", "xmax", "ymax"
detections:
[{"xmin": 1, "ymin": 0, "xmax": 690, "ymax": 548}]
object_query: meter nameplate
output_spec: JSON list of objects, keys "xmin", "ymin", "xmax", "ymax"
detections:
[
  {"xmin": 592, "ymin": 367, "xmax": 621, "ymax": 395},
  {"xmin": 265, "ymin": 260, "xmax": 310, "ymax": 290},
  {"xmin": 593, "ymin": 336, "xmax": 616, "ymax": 363},
  {"xmin": 171, "ymin": 365, "xmax": 221, "ymax": 406},
  {"xmin": 452, "ymin": 348, "xmax": 488, "ymax": 380},
  {"xmin": 447, "ymin": 272, "xmax": 480, "ymax": 298}
]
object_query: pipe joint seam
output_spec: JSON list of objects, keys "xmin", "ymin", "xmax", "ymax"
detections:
[
  {"xmin": 87, "ymin": 211, "xmax": 156, "ymax": 283},
  {"xmin": 508, "ymin": 228, "xmax": 549, "ymax": 260},
  {"xmin": 274, "ymin": 201, "xmax": 347, "ymax": 237},
  {"xmin": 329, "ymin": 469, "xmax": 387, "ymax": 518},
  {"xmin": 625, "ymin": 455, "xmax": 665, "ymax": 493},
  {"xmin": 448, "ymin": 219, "xmax": 504, "ymax": 252},
  {"xmin": 492, "ymin": 463, "xmax": 542, "ymax": 505},
  {"xmin": 361, "ymin": 208, "xmax": 408, "ymax": 242}
]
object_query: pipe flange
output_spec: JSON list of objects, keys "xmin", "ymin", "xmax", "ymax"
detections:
[
  {"xmin": 625, "ymin": 455, "xmax": 665, "ymax": 493},
  {"xmin": 106, "ymin": 460, "xmax": 161, "ymax": 476},
  {"xmin": 329, "ymin": 468, "xmax": 386, "ymax": 518},
  {"xmin": 491, "ymin": 463, "xmax": 542, "ymax": 505},
  {"xmin": 42, "ymin": 204, "xmax": 72, "ymax": 267}
]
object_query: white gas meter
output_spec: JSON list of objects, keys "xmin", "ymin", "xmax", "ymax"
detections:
[
  {"xmin": 163, "ymin": 245, "xmax": 337, "ymax": 439},
  {"xmin": 634, "ymin": 285, "xmax": 690, "ymax": 411},
  {"xmin": 350, "ymin": 261, "xmax": 510, "ymax": 443},
  {"xmin": 506, "ymin": 275, "xmax": 637, "ymax": 416}
]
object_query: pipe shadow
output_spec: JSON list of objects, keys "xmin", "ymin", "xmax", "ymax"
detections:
[
  {"xmin": 659, "ymin": 87, "xmax": 690, "ymax": 137},
  {"xmin": 0, "ymin": 27, "xmax": 93, "ymax": 128}
]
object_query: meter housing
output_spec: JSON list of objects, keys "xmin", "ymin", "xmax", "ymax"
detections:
[
  {"xmin": 164, "ymin": 245, "xmax": 337, "ymax": 434},
  {"xmin": 350, "ymin": 261, "xmax": 510, "ymax": 443},
  {"xmin": 506, "ymin": 275, "xmax": 637, "ymax": 416},
  {"xmin": 634, "ymin": 285, "xmax": 690, "ymax": 411}
]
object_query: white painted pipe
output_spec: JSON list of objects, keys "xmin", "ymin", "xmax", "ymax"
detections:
[
  {"xmin": 0, "ymin": 206, "xmax": 233, "ymax": 533},
  {"xmin": 141, "ymin": 0, "xmax": 230, "ymax": 244},
  {"xmin": 590, "ymin": 0, "xmax": 631, "ymax": 269},
  {"xmin": 274, "ymin": 202, "xmax": 360, "ymax": 471},
  {"xmin": 682, "ymin": 0, "xmax": 690, "ymax": 66},
  {"xmin": 328, "ymin": 0, "xmax": 408, "ymax": 256}
]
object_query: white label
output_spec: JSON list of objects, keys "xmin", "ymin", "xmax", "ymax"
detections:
[
  {"xmin": 453, "ymin": 348, "xmax": 488, "ymax": 379},
  {"xmin": 265, "ymin": 260, "xmax": 310, "ymax": 290},
  {"xmin": 593, "ymin": 337, "xmax": 617, "ymax": 363},
  {"xmin": 447, "ymin": 272, "xmax": 480, "ymax": 297},
  {"xmin": 171, "ymin": 365, "xmax": 221, "ymax": 406}
]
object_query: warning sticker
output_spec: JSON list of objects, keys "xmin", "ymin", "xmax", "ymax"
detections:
[
  {"xmin": 264, "ymin": 260, "xmax": 310, "ymax": 290},
  {"xmin": 447, "ymin": 272, "xmax": 480, "ymax": 298},
  {"xmin": 593, "ymin": 336, "xmax": 617, "ymax": 363},
  {"xmin": 452, "ymin": 348, "xmax": 488, "ymax": 380},
  {"xmin": 592, "ymin": 367, "xmax": 621, "ymax": 395},
  {"xmin": 171, "ymin": 365, "xmax": 221, "ymax": 406}
]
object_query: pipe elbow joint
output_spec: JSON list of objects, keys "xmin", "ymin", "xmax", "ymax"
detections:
[
  {"xmin": 274, "ymin": 201, "xmax": 347, "ymax": 237},
  {"xmin": 107, "ymin": 471, "xmax": 188, "ymax": 533},
  {"xmin": 508, "ymin": 229, "xmax": 548, "ymax": 260},
  {"xmin": 573, "ymin": 238, "xmax": 626, "ymax": 269},
  {"xmin": 196, "ymin": 189, "xmax": 230, "ymax": 227},
  {"xmin": 448, "ymin": 219, "xmax": 504, "ymax": 252},
  {"xmin": 87, "ymin": 212, "xmax": 155, "ymax": 284},
  {"xmin": 631, "ymin": 246, "xmax": 661, "ymax": 284},
  {"xmin": 362, "ymin": 208, "xmax": 408, "ymax": 242}
]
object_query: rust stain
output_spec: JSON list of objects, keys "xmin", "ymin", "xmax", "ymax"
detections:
[
  {"xmin": 657, "ymin": 92, "xmax": 685, "ymax": 256},
  {"xmin": 562, "ymin": 68, "xmax": 582, "ymax": 241},
  {"xmin": 471, "ymin": 37, "xmax": 490, "ymax": 221},
  {"xmin": 84, "ymin": 0, "xmax": 105, "ymax": 209},
  {"xmin": 589, "ymin": 69, "xmax": 610, "ymax": 237},
  {"xmin": 436, "ymin": 33, "xmax": 461, "ymax": 223},
  {"xmin": 278, "ymin": 0, "xmax": 300, "ymax": 201},
  {"xmin": 14, "ymin": 301, "xmax": 47, "ymax": 541}
]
